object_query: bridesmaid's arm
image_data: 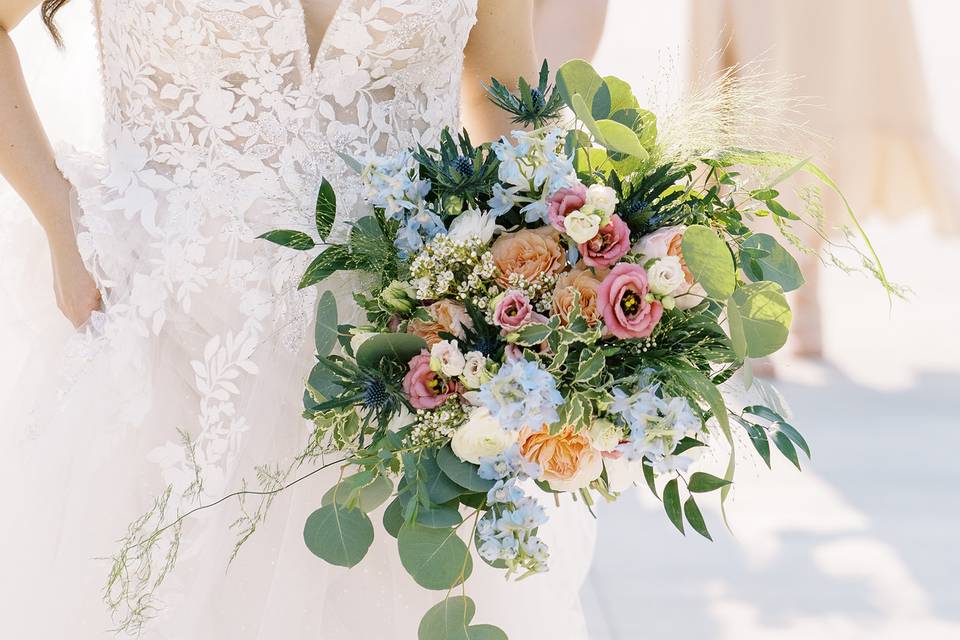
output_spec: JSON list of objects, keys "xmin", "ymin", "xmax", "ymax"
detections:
[
  {"xmin": 461, "ymin": 0, "xmax": 540, "ymax": 142},
  {"xmin": 1, "ymin": 3, "xmax": 100, "ymax": 327}
]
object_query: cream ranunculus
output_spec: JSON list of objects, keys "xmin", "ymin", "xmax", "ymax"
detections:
[
  {"xmin": 450, "ymin": 407, "xmax": 517, "ymax": 464},
  {"xmin": 564, "ymin": 208, "xmax": 602, "ymax": 244},
  {"xmin": 646, "ymin": 256, "xmax": 686, "ymax": 296},
  {"xmin": 429, "ymin": 339, "xmax": 466, "ymax": 377},
  {"xmin": 585, "ymin": 183, "xmax": 619, "ymax": 220}
]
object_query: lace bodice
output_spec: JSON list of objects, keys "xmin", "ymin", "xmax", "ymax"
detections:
[
  {"xmin": 92, "ymin": 0, "xmax": 477, "ymax": 237},
  {"xmin": 58, "ymin": 0, "xmax": 478, "ymax": 498}
]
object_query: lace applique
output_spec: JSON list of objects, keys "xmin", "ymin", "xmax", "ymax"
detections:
[{"xmin": 61, "ymin": 0, "xmax": 478, "ymax": 494}]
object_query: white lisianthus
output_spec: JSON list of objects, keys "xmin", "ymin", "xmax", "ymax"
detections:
[
  {"xmin": 588, "ymin": 419, "xmax": 623, "ymax": 452},
  {"xmin": 430, "ymin": 340, "xmax": 466, "ymax": 377},
  {"xmin": 451, "ymin": 407, "xmax": 517, "ymax": 464},
  {"xmin": 564, "ymin": 209, "xmax": 602, "ymax": 244},
  {"xmin": 585, "ymin": 184, "xmax": 619, "ymax": 219},
  {"xmin": 461, "ymin": 351, "xmax": 493, "ymax": 390},
  {"xmin": 647, "ymin": 256, "xmax": 686, "ymax": 296},
  {"xmin": 447, "ymin": 209, "xmax": 500, "ymax": 245},
  {"xmin": 549, "ymin": 448, "xmax": 604, "ymax": 492}
]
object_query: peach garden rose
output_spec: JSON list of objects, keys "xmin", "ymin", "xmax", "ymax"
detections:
[
  {"xmin": 552, "ymin": 265, "xmax": 606, "ymax": 326},
  {"xmin": 491, "ymin": 227, "xmax": 566, "ymax": 288}
]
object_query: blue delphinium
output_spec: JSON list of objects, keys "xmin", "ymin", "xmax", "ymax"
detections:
[
  {"xmin": 476, "ymin": 444, "xmax": 550, "ymax": 573},
  {"xmin": 394, "ymin": 205, "xmax": 446, "ymax": 258},
  {"xmin": 478, "ymin": 359, "xmax": 564, "ymax": 432},
  {"xmin": 362, "ymin": 150, "xmax": 431, "ymax": 221},
  {"xmin": 610, "ymin": 385, "xmax": 703, "ymax": 473},
  {"xmin": 478, "ymin": 444, "xmax": 541, "ymax": 481}
]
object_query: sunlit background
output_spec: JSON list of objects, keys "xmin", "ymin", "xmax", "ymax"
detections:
[{"xmin": 5, "ymin": 2, "xmax": 959, "ymax": 639}]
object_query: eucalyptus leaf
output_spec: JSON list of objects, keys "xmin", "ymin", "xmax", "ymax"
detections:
[
  {"xmin": 418, "ymin": 596, "xmax": 508, "ymax": 640},
  {"xmin": 729, "ymin": 282, "xmax": 792, "ymax": 358},
  {"xmin": 398, "ymin": 524, "xmax": 473, "ymax": 590},
  {"xmin": 741, "ymin": 233, "xmax": 805, "ymax": 292},
  {"xmin": 355, "ymin": 333, "xmax": 427, "ymax": 369},
  {"xmin": 602, "ymin": 75, "xmax": 639, "ymax": 112},
  {"xmin": 556, "ymin": 59, "xmax": 605, "ymax": 110},
  {"xmin": 595, "ymin": 119, "xmax": 649, "ymax": 160},
  {"xmin": 591, "ymin": 81, "xmax": 612, "ymax": 121},
  {"xmin": 436, "ymin": 446, "xmax": 495, "ymax": 493},
  {"xmin": 415, "ymin": 502, "xmax": 464, "ymax": 529},
  {"xmin": 322, "ymin": 473, "xmax": 393, "ymax": 513},
  {"xmin": 681, "ymin": 225, "xmax": 736, "ymax": 299},
  {"xmin": 303, "ymin": 504, "xmax": 374, "ymax": 568},
  {"xmin": 383, "ymin": 497, "xmax": 404, "ymax": 538}
]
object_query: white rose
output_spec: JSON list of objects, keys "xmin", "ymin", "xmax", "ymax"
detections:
[
  {"xmin": 430, "ymin": 339, "xmax": 466, "ymax": 377},
  {"xmin": 461, "ymin": 351, "xmax": 492, "ymax": 390},
  {"xmin": 585, "ymin": 184, "xmax": 619, "ymax": 219},
  {"xmin": 451, "ymin": 407, "xmax": 517, "ymax": 464},
  {"xmin": 447, "ymin": 209, "xmax": 500, "ymax": 245},
  {"xmin": 603, "ymin": 456, "xmax": 646, "ymax": 493},
  {"xmin": 647, "ymin": 256, "xmax": 686, "ymax": 296},
  {"xmin": 588, "ymin": 419, "xmax": 623, "ymax": 452},
  {"xmin": 549, "ymin": 448, "xmax": 604, "ymax": 492},
  {"xmin": 564, "ymin": 209, "xmax": 602, "ymax": 244}
]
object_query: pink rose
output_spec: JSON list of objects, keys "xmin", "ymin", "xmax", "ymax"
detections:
[
  {"xmin": 493, "ymin": 290, "xmax": 546, "ymax": 333},
  {"xmin": 597, "ymin": 263, "xmax": 664, "ymax": 339},
  {"xmin": 546, "ymin": 183, "xmax": 588, "ymax": 232},
  {"xmin": 578, "ymin": 214, "xmax": 631, "ymax": 268},
  {"xmin": 403, "ymin": 350, "xmax": 462, "ymax": 409}
]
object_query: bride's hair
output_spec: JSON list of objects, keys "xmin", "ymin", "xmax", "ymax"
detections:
[{"xmin": 42, "ymin": 0, "xmax": 70, "ymax": 46}]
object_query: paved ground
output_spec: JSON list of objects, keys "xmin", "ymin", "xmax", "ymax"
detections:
[{"xmin": 583, "ymin": 219, "xmax": 960, "ymax": 639}]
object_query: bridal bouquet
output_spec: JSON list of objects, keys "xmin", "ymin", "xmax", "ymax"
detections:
[{"xmin": 263, "ymin": 60, "xmax": 889, "ymax": 638}]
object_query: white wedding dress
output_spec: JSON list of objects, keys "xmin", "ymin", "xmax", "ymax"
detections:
[{"xmin": 0, "ymin": 1, "xmax": 597, "ymax": 638}]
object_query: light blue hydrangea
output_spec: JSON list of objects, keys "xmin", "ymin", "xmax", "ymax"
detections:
[{"xmin": 478, "ymin": 359, "xmax": 564, "ymax": 432}]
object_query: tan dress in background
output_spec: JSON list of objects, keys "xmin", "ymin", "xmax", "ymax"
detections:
[{"xmin": 690, "ymin": 0, "xmax": 957, "ymax": 233}]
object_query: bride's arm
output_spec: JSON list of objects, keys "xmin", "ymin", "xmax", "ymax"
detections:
[
  {"xmin": 461, "ymin": 0, "xmax": 540, "ymax": 141},
  {"xmin": 1, "ymin": 2, "xmax": 100, "ymax": 327}
]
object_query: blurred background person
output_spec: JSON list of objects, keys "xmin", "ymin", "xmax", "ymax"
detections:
[
  {"xmin": 535, "ymin": 0, "xmax": 609, "ymax": 69},
  {"xmin": 690, "ymin": 0, "xmax": 957, "ymax": 360}
]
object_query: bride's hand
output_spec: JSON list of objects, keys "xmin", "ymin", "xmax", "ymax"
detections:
[{"xmin": 47, "ymin": 226, "xmax": 101, "ymax": 328}]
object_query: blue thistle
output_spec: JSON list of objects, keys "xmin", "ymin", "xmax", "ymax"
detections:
[
  {"xmin": 453, "ymin": 155, "xmax": 474, "ymax": 178},
  {"xmin": 363, "ymin": 377, "xmax": 389, "ymax": 409}
]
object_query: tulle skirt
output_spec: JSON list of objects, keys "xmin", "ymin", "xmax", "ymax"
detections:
[{"xmin": 0, "ymin": 148, "xmax": 597, "ymax": 639}]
